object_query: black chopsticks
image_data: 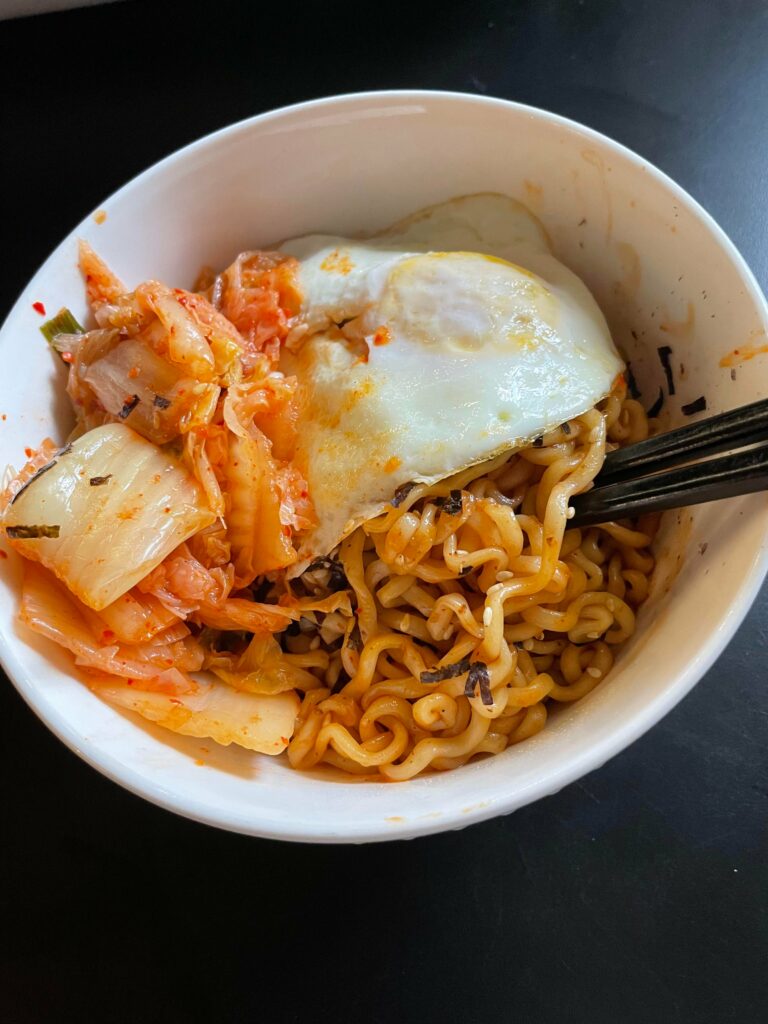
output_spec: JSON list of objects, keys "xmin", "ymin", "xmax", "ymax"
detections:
[
  {"xmin": 597, "ymin": 397, "xmax": 768, "ymax": 483},
  {"xmin": 569, "ymin": 397, "xmax": 768, "ymax": 527}
]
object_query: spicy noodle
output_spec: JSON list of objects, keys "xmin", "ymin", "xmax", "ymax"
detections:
[{"xmin": 278, "ymin": 382, "xmax": 657, "ymax": 780}]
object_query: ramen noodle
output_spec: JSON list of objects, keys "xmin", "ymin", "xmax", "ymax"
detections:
[{"xmin": 281, "ymin": 390, "xmax": 656, "ymax": 780}]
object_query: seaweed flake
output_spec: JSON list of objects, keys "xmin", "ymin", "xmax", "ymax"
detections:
[
  {"xmin": 391, "ymin": 481, "xmax": 416, "ymax": 507},
  {"xmin": 118, "ymin": 394, "xmax": 140, "ymax": 420},
  {"xmin": 8, "ymin": 459, "xmax": 57, "ymax": 505},
  {"xmin": 153, "ymin": 394, "xmax": 172, "ymax": 410},
  {"xmin": 647, "ymin": 387, "xmax": 664, "ymax": 418},
  {"xmin": 657, "ymin": 345, "xmax": 675, "ymax": 396},
  {"xmin": 305, "ymin": 556, "xmax": 349, "ymax": 592},
  {"xmin": 560, "ymin": 422, "xmax": 572, "ymax": 435},
  {"xmin": 435, "ymin": 489, "xmax": 464, "ymax": 516},
  {"xmin": 532, "ymin": 435, "xmax": 544, "ymax": 448},
  {"xmin": 625, "ymin": 364, "xmax": 641, "ymax": 399},
  {"xmin": 89, "ymin": 474, "xmax": 112, "ymax": 486},
  {"xmin": 464, "ymin": 661, "xmax": 493, "ymax": 705},
  {"xmin": 420, "ymin": 656, "xmax": 471, "ymax": 684},
  {"xmin": 682, "ymin": 395, "xmax": 707, "ymax": 416}
]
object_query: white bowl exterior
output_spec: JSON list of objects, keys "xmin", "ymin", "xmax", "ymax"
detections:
[{"xmin": 1, "ymin": 91, "xmax": 767, "ymax": 842}]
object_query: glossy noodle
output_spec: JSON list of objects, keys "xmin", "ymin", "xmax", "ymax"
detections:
[{"xmin": 280, "ymin": 383, "xmax": 656, "ymax": 780}]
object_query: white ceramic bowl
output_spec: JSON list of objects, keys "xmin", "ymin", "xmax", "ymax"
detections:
[{"xmin": 2, "ymin": 91, "xmax": 768, "ymax": 843}]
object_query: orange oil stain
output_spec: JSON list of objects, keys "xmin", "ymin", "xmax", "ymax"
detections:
[
  {"xmin": 93, "ymin": 209, "xmax": 107, "ymax": 225},
  {"xmin": 383, "ymin": 456, "xmax": 401, "ymax": 473},
  {"xmin": 341, "ymin": 378, "xmax": 373, "ymax": 413},
  {"xmin": 320, "ymin": 249, "xmax": 353, "ymax": 275},
  {"xmin": 720, "ymin": 340, "xmax": 768, "ymax": 368}
]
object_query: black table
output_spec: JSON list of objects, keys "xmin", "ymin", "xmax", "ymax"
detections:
[{"xmin": 2, "ymin": 2, "xmax": 767, "ymax": 1021}]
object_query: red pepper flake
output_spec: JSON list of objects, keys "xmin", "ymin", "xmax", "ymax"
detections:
[
  {"xmin": 1, "ymin": 414, "xmax": 6, "ymax": 421},
  {"xmin": 0, "ymin": 550, "xmax": 7, "ymax": 559},
  {"xmin": 32, "ymin": 301, "xmax": 46, "ymax": 316},
  {"xmin": 61, "ymin": 352, "xmax": 73, "ymax": 363},
  {"xmin": 283, "ymin": 526, "xmax": 291, "ymax": 536},
  {"xmin": 128, "ymin": 365, "xmax": 140, "ymax": 379},
  {"xmin": 163, "ymin": 506, "xmax": 171, "ymax": 513},
  {"xmin": 169, "ymin": 698, "xmax": 182, "ymax": 705},
  {"xmin": 24, "ymin": 447, "xmax": 34, "ymax": 458},
  {"xmin": 373, "ymin": 326, "xmax": 391, "ymax": 347},
  {"xmin": 101, "ymin": 629, "xmax": 115, "ymax": 641}
]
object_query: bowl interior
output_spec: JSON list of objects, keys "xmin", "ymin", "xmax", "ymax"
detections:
[{"xmin": 2, "ymin": 91, "xmax": 767, "ymax": 842}]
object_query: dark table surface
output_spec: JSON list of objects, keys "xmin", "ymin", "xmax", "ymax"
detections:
[{"xmin": 2, "ymin": 2, "xmax": 767, "ymax": 1021}]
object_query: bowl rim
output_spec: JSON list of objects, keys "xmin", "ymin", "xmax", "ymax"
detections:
[{"xmin": 2, "ymin": 88, "xmax": 768, "ymax": 843}]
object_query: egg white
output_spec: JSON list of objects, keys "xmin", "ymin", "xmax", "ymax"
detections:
[{"xmin": 278, "ymin": 194, "xmax": 624, "ymax": 563}]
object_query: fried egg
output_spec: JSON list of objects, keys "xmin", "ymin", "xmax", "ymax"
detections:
[{"xmin": 278, "ymin": 194, "xmax": 624, "ymax": 563}]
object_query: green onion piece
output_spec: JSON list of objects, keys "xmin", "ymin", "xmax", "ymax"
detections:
[
  {"xmin": 40, "ymin": 308, "xmax": 84, "ymax": 346},
  {"xmin": 6, "ymin": 524, "xmax": 61, "ymax": 539}
]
